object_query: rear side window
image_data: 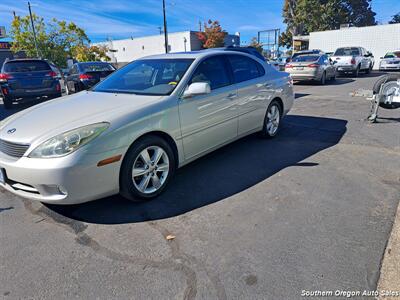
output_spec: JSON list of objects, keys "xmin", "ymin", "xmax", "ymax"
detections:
[
  {"xmin": 334, "ymin": 47, "xmax": 360, "ymax": 56},
  {"xmin": 4, "ymin": 61, "xmax": 51, "ymax": 73},
  {"xmin": 228, "ymin": 55, "xmax": 264, "ymax": 83},
  {"xmin": 190, "ymin": 56, "xmax": 231, "ymax": 90}
]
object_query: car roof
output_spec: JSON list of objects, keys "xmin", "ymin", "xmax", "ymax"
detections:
[
  {"xmin": 5, "ymin": 58, "xmax": 49, "ymax": 63},
  {"xmin": 141, "ymin": 50, "xmax": 262, "ymax": 61},
  {"xmin": 76, "ymin": 61, "xmax": 112, "ymax": 64}
]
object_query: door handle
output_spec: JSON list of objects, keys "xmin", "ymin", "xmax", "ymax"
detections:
[
  {"xmin": 257, "ymin": 83, "xmax": 271, "ymax": 88},
  {"xmin": 226, "ymin": 93, "xmax": 237, "ymax": 99}
]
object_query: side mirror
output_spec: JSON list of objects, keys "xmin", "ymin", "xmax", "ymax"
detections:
[{"xmin": 182, "ymin": 82, "xmax": 211, "ymax": 98}]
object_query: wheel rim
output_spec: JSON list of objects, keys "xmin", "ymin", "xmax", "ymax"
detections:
[
  {"xmin": 266, "ymin": 104, "xmax": 280, "ymax": 136},
  {"xmin": 132, "ymin": 146, "xmax": 170, "ymax": 194}
]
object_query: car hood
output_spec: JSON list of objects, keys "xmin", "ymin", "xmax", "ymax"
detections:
[{"xmin": 0, "ymin": 91, "xmax": 163, "ymax": 144}]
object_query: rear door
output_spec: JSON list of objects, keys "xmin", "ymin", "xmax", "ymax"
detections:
[
  {"xmin": 227, "ymin": 54, "xmax": 274, "ymax": 136},
  {"xmin": 178, "ymin": 55, "xmax": 238, "ymax": 160},
  {"xmin": 3, "ymin": 60, "xmax": 53, "ymax": 91}
]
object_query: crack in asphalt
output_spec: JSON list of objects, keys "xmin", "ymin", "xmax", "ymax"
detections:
[{"xmin": 22, "ymin": 200, "xmax": 227, "ymax": 300}]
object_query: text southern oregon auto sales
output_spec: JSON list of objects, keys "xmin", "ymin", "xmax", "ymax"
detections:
[{"xmin": 301, "ymin": 290, "xmax": 400, "ymax": 298}]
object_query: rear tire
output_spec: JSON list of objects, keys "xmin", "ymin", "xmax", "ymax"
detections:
[
  {"xmin": 320, "ymin": 72, "xmax": 326, "ymax": 85},
  {"xmin": 3, "ymin": 96, "xmax": 12, "ymax": 109},
  {"xmin": 120, "ymin": 135, "xmax": 176, "ymax": 202},
  {"xmin": 353, "ymin": 65, "xmax": 360, "ymax": 77},
  {"xmin": 260, "ymin": 100, "xmax": 282, "ymax": 139}
]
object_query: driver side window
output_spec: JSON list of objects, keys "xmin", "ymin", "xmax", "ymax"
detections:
[{"xmin": 189, "ymin": 56, "xmax": 231, "ymax": 90}]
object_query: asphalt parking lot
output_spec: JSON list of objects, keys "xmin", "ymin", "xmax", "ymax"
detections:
[{"xmin": 0, "ymin": 73, "xmax": 399, "ymax": 299}]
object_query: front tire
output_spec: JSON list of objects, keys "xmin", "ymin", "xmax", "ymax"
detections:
[
  {"xmin": 260, "ymin": 100, "xmax": 282, "ymax": 139},
  {"xmin": 120, "ymin": 135, "xmax": 176, "ymax": 202}
]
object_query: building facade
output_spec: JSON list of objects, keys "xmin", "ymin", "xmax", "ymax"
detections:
[
  {"xmin": 96, "ymin": 31, "xmax": 240, "ymax": 65},
  {"xmin": 308, "ymin": 23, "xmax": 400, "ymax": 70}
]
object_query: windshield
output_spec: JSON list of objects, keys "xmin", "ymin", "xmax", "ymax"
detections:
[
  {"xmin": 4, "ymin": 60, "xmax": 51, "ymax": 73},
  {"xmin": 334, "ymin": 47, "xmax": 360, "ymax": 56},
  {"xmin": 93, "ymin": 59, "xmax": 194, "ymax": 95},
  {"xmin": 80, "ymin": 63, "xmax": 115, "ymax": 72},
  {"xmin": 384, "ymin": 52, "xmax": 400, "ymax": 58},
  {"xmin": 292, "ymin": 55, "xmax": 320, "ymax": 62}
]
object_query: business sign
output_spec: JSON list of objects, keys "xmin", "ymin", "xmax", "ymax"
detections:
[
  {"xmin": 0, "ymin": 26, "xmax": 6, "ymax": 38},
  {"xmin": 0, "ymin": 42, "xmax": 11, "ymax": 50}
]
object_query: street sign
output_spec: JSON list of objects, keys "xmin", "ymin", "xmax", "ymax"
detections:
[{"xmin": 0, "ymin": 26, "xmax": 6, "ymax": 38}]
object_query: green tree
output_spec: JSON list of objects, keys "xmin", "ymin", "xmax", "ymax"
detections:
[
  {"xmin": 10, "ymin": 14, "xmax": 109, "ymax": 67},
  {"xmin": 249, "ymin": 37, "xmax": 264, "ymax": 54},
  {"xmin": 389, "ymin": 12, "xmax": 400, "ymax": 24},
  {"xmin": 280, "ymin": 0, "xmax": 376, "ymax": 48},
  {"xmin": 196, "ymin": 20, "xmax": 227, "ymax": 48}
]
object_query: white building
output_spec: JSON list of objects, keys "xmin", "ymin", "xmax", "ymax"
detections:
[
  {"xmin": 308, "ymin": 23, "xmax": 400, "ymax": 70},
  {"xmin": 96, "ymin": 31, "xmax": 240, "ymax": 65}
]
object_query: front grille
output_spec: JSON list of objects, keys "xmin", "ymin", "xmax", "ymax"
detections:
[{"xmin": 0, "ymin": 139, "xmax": 30, "ymax": 158}]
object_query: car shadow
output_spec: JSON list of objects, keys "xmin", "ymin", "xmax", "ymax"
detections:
[
  {"xmin": 295, "ymin": 78, "xmax": 354, "ymax": 86},
  {"xmin": 45, "ymin": 115, "xmax": 347, "ymax": 225}
]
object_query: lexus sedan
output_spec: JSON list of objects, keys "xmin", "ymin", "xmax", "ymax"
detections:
[{"xmin": 0, "ymin": 50, "xmax": 294, "ymax": 204}]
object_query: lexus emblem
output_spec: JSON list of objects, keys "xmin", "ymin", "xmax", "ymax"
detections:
[{"xmin": 7, "ymin": 128, "xmax": 16, "ymax": 134}]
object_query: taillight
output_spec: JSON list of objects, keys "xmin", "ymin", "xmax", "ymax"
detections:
[
  {"xmin": 79, "ymin": 74, "xmax": 93, "ymax": 80},
  {"xmin": 0, "ymin": 73, "xmax": 12, "ymax": 82},
  {"xmin": 56, "ymin": 83, "xmax": 61, "ymax": 92},
  {"xmin": 351, "ymin": 57, "xmax": 356, "ymax": 65},
  {"xmin": 2, "ymin": 87, "xmax": 8, "ymax": 95},
  {"xmin": 307, "ymin": 63, "xmax": 320, "ymax": 68},
  {"xmin": 285, "ymin": 64, "xmax": 293, "ymax": 69},
  {"xmin": 47, "ymin": 71, "xmax": 57, "ymax": 78}
]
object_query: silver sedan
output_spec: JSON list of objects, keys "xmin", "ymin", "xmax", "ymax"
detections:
[{"xmin": 0, "ymin": 51, "xmax": 294, "ymax": 204}]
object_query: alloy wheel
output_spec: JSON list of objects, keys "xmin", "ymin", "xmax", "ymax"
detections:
[
  {"xmin": 266, "ymin": 104, "xmax": 280, "ymax": 136},
  {"xmin": 131, "ymin": 146, "xmax": 170, "ymax": 194}
]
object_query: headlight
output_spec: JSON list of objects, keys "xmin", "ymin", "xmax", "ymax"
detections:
[{"xmin": 29, "ymin": 122, "xmax": 109, "ymax": 158}]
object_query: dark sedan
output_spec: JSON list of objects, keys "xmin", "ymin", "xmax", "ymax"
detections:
[
  {"xmin": 0, "ymin": 59, "xmax": 62, "ymax": 109},
  {"xmin": 65, "ymin": 62, "xmax": 116, "ymax": 94}
]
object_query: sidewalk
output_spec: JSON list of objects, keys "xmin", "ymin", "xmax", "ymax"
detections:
[{"xmin": 378, "ymin": 201, "xmax": 400, "ymax": 299}]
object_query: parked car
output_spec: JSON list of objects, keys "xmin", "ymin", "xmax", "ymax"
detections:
[
  {"xmin": 0, "ymin": 58, "xmax": 62, "ymax": 109},
  {"xmin": 0, "ymin": 50, "xmax": 294, "ymax": 204},
  {"xmin": 65, "ymin": 62, "xmax": 116, "ymax": 94},
  {"xmin": 379, "ymin": 50, "xmax": 400, "ymax": 71},
  {"xmin": 331, "ymin": 47, "xmax": 374, "ymax": 76},
  {"xmin": 275, "ymin": 56, "xmax": 290, "ymax": 71},
  {"xmin": 285, "ymin": 53, "xmax": 336, "ymax": 84},
  {"xmin": 266, "ymin": 58, "xmax": 280, "ymax": 71}
]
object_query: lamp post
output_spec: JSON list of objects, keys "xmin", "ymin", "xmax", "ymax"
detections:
[
  {"xmin": 162, "ymin": 0, "xmax": 169, "ymax": 53},
  {"xmin": 28, "ymin": 2, "xmax": 40, "ymax": 58}
]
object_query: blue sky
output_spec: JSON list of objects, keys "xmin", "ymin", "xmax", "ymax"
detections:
[{"xmin": 0, "ymin": 0, "xmax": 399, "ymax": 45}]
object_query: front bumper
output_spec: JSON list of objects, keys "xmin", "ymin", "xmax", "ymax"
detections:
[
  {"xmin": 336, "ymin": 65, "xmax": 357, "ymax": 72},
  {"xmin": 380, "ymin": 65, "xmax": 400, "ymax": 71},
  {"xmin": 0, "ymin": 147, "xmax": 124, "ymax": 204}
]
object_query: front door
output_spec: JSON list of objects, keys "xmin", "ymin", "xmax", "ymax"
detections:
[{"xmin": 178, "ymin": 55, "xmax": 238, "ymax": 160}]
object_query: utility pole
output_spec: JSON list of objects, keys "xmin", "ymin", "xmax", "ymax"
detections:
[
  {"xmin": 28, "ymin": 2, "xmax": 40, "ymax": 58},
  {"xmin": 162, "ymin": 0, "xmax": 169, "ymax": 53},
  {"xmin": 199, "ymin": 20, "xmax": 202, "ymax": 32}
]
